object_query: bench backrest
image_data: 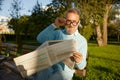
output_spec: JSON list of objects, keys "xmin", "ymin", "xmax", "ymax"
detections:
[
  {"xmin": 0, "ymin": 43, "xmax": 38, "ymax": 57},
  {"xmin": 0, "ymin": 43, "xmax": 18, "ymax": 57},
  {"xmin": 22, "ymin": 44, "xmax": 38, "ymax": 54}
]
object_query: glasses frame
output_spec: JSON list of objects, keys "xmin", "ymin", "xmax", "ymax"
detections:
[{"xmin": 66, "ymin": 20, "xmax": 79, "ymax": 26}]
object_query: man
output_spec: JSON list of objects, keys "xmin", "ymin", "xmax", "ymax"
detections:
[{"xmin": 34, "ymin": 8, "xmax": 87, "ymax": 80}]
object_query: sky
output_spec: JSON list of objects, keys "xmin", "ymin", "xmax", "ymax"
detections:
[{"xmin": 0, "ymin": 0, "xmax": 51, "ymax": 17}]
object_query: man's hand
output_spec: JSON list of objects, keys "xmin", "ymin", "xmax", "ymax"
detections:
[
  {"xmin": 72, "ymin": 52, "xmax": 82, "ymax": 63},
  {"xmin": 54, "ymin": 17, "xmax": 66, "ymax": 28}
]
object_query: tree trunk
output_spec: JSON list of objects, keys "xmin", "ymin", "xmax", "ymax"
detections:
[
  {"xmin": 103, "ymin": 4, "xmax": 112, "ymax": 46},
  {"xmin": 95, "ymin": 21, "xmax": 103, "ymax": 46},
  {"xmin": 118, "ymin": 32, "xmax": 120, "ymax": 43},
  {"xmin": 16, "ymin": 27, "xmax": 23, "ymax": 53},
  {"xmin": 0, "ymin": 35, "xmax": 2, "ymax": 44}
]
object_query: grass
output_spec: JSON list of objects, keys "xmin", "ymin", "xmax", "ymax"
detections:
[{"xmin": 85, "ymin": 42, "xmax": 120, "ymax": 80}]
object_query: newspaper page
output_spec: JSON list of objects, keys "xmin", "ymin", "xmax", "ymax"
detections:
[{"xmin": 13, "ymin": 39, "xmax": 78, "ymax": 78}]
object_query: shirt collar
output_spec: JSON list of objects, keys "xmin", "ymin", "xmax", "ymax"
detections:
[
  {"xmin": 74, "ymin": 30, "xmax": 79, "ymax": 36},
  {"xmin": 63, "ymin": 30, "xmax": 79, "ymax": 36}
]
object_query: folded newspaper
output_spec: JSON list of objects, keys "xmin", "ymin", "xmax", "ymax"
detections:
[{"xmin": 13, "ymin": 39, "xmax": 78, "ymax": 78}]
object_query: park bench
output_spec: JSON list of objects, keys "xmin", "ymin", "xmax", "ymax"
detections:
[
  {"xmin": 0, "ymin": 43, "xmax": 38, "ymax": 80},
  {"xmin": 0, "ymin": 43, "xmax": 38, "ymax": 56},
  {"xmin": 0, "ymin": 42, "xmax": 88, "ymax": 80}
]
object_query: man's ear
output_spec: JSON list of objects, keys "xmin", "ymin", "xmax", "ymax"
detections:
[
  {"xmin": 78, "ymin": 20, "xmax": 80, "ymax": 25},
  {"xmin": 79, "ymin": 20, "xmax": 80, "ymax": 24}
]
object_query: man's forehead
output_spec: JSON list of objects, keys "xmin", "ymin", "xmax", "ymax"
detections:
[{"xmin": 66, "ymin": 13, "xmax": 79, "ymax": 21}]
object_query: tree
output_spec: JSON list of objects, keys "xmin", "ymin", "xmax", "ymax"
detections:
[
  {"xmin": 30, "ymin": 0, "xmax": 58, "ymax": 37},
  {"xmin": 9, "ymin": 0, "xmax": 23, "ymax": 18},
  {"xmin": 49, "ymin": 0, "xmax": 81, "ymax": 17},
  {"xmin": 30, "ymin": 1, "xmax": 48, "ymax": 36},
  {"xmin": 9, "ymin": 0, "xmax": 23, "ymax": 53},
  {"xmin": 0, "ymin": 0, "xmax": 4, "ymax": 10},
  {"xmin": 75, "ymin": 0, "xmax": 119, "ymax": 46},
  {"xmin": 116, "ymin": 19, "xmax": 120, "ymax": 42},
  {"xmin": 0, "ymin": 0, "xmax": 4, "ymax": 43},
  {"xmin": 108, "ymin": 2, "xmax": 120, "ymax": 41}
]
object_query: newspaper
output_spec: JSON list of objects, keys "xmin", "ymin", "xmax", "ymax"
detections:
[{"xmin": 13, "ymin": 39, "xmax": 78, "ymax": 78}]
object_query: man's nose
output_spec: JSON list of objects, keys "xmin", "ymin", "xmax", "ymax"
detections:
[{"xmin": 70, "ymin": 23, "xmax": 74, "ymax": 27}]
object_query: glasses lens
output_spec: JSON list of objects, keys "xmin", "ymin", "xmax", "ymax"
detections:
[
  {"xmin": 66, "ymin": 20, "xmax": 79, "ymax": 26},
  {"xmin": 72, "ymin": 22, "xmax": 78, "ymax": 26},
  {"xmin": 66, "ymin": 20, "xmax": 71, "ymax": 25}
]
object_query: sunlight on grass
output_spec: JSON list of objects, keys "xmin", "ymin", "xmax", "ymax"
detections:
[
  {"xmin": 73, "ymin": 42, "xmax": 120, "ymax": 80},
  {"xmin": 86, "ymin": 42, "xmax": 120, "ymax": 80}
]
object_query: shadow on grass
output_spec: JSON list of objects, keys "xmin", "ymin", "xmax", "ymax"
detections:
[
  {"xmin": 90, "ymin": 55, "xmax": 120, "ymax": 63},
  {"xmin": 108, "ymin": 41, "xmax": 120, "ymax": 45},
  {"xmin": 89, "ymin": 40, "xmax": 120, "ymax": 46},
  {"xmin": 94, "ymin": 66, "xmax": 120, "ymax": 79},
  {"xmin": 72, "ymin": 73, "xmax": 83, "ymax": 80},
  {"xmin": 94, "ymin": 66, "xmax": 112, "ymax": 72}
]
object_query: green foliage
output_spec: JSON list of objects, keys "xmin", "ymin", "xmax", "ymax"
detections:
[
  {"xmin": 76, "ymin": 0, "xmax": 105, "ymax": 24},
  {"xmin": 30, "ymin": 1, "xmax": 65, "ymax": 37},
  {"xmin": 8, "ymin": 18, "xmax": 18, "ymax": 31},
  {"xmin": 108, "ymin": 2, "xmax": 120, "ymax": 22},
  {"xmin": 107, "ymin": 18, "xmax": 120, "ymax": 39},
  {"xmin": 108, "ymin": 23, "xmax": 118, "ymax": 37},
  {"xmin": 50, "ymin": 0, "xmax": 74, "ymax": 16},
  {"xmin": 79, "ymin": 23, "xmax": 94, "ymax": 41},
  {"xmin": 115, "ymin": 19, "xmax": 120, "ymax": 28}
]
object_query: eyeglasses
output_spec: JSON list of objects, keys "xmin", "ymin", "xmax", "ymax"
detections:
[{"xmin": 66, "ymin": 20, "xmax": 79, "ymax": 26}]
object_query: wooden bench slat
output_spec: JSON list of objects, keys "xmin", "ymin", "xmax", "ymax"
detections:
[
  {"xmin": 22, "ymin": 49, "xmax": 33, "ymax": 54},
  {"xmin": 22, "ymin": 45, "xmax": 38, "ymax": 50},
  {"xmin": 22, "ymin": 45, "xmax": 38, "ymax": 54},
  {"xmin": 75, "ymin": 69, "xmax": 86, "ymax": 77},
  {"xmin": 4, "ymin": 43, "xmax": 18, "ymax": 47},
  {"xmin": 3, "ymin": 62, "xmax": 20, "ymax": 74}
]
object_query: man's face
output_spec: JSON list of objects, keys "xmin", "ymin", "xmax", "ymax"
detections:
[{"xmin": 65, "ymin": 12, "xmax": 80, "ymax": 35}]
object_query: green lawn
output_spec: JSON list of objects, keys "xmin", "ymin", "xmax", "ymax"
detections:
[{"xmin": 84, "ymin": 42, "xmax": 120, "ymax": 80}]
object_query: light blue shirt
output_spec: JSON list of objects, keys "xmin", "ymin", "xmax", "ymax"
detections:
[{"xmin": 36, "ymin": 24, "xmax": 87, "ymax": 74}]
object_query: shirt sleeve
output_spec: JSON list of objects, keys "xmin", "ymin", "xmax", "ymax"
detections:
[
  {"xmin": 75, "ymin": 37, "xmax": 88, "ymax": 70},
  {"xmin": 36, "ymin": 24, "xmax": 56, "ymax": 43}
]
